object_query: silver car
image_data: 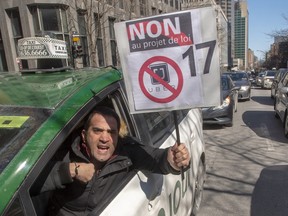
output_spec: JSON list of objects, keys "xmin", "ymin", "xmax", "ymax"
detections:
[
  {"xmin": 224, "ymin": 71, "xmax": 251, "ymax": 101},
  {"xmin": 261, "ymin": 70, "xmax": 276, "ymax": 89}
]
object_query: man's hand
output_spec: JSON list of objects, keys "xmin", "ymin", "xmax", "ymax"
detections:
[
  {"xmin": 69, "ymin": 162, "xmax": 95, "ymax": 183},
  {"xmin": 167, "ymin": 143, "xmax": 191, "ymax": 171}
]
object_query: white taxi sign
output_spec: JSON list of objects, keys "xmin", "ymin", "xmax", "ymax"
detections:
[
  {"xmin": 115, "ymin": 6, "xmax": 221, "ymax": 113},
  {"xmin": 17, "ymin": 37, "xmax": 68, "ymax": 59}
]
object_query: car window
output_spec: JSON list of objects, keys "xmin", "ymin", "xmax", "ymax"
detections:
[
  {"xmin": 266, "ymin": 71, "xmax": 276, "ymax": 76},
  {"xmin": 2, "ymin": 196, "xmax": 23, "ymax": 216},
  {"xmin": 0, "ymin": 107, "xmax": 51, "ymax": 174},
  {"xmin": 229, "ymin": 73, "xmax": 247, "ymax": 81},
  {"xmin": 282, "ymin": 73, "xmax": 288, "ymax": 87},
  {"xmin": 221, "ymin": 77, "xmax": 229, "ymax": 90},
  {"xmin": 30, "ymin": 92, "xmax": 137, "ymax": 216},
  {"xmin": 143, "ymin": 111, "xmax": 173, "ymax": 144}
]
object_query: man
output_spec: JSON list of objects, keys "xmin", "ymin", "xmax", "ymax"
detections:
[{"xmin": 43, "ymin": 106, "xmax": 190, "ymax": 215}]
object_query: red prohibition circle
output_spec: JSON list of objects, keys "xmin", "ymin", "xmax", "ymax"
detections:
[{"xmin": 138, "ymin": 56, "xmax": 183, "ymax": 103}]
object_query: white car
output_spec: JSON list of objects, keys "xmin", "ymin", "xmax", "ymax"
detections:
[{"xmin": 261, "ymin": 70, "xmax": 276, "ymax": 89}]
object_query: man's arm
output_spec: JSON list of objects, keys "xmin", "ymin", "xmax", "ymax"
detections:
[{"xmin": 122, "ymin": 136, "xmax": 191, "ymax": 174}]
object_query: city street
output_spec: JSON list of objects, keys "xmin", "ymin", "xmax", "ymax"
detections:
[{"xmin": 199, "ymin": 86, "xmax": 288, "ymax": 216}]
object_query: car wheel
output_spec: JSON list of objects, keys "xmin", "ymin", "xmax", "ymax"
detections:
[
  {"xmin": 191, "ymin": 159, "xmax": 206, "ymax": 216},
  {"xmin": 225, "ymin": 109, "xmax": 233, "ymax": 127}
]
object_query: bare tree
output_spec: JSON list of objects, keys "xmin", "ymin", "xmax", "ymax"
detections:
[{"xmin": 65, "ymin": 0, "xmax": 133, "ymax": 67}]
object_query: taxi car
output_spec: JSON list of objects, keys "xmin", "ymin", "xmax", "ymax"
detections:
[{"xmin": 0, "ymin": 67, "xmax": 206, "ymax": 216}]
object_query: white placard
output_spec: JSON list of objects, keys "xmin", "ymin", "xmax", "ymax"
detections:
[{"xmin": 115, "ymin": 6, "xmax": 221, "ymax": 113}]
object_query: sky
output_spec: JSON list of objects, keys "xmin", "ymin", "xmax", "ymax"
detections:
[{"xmin": 248, "ymin": 0, "xmax": 288, "ymax": 60}]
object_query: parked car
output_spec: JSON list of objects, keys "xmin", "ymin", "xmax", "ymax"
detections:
[
  {"xmin": 0, "ymin": 67, "xmax": 206, "ymax": 216},
  {"xmin": 261, "ymin": 70, "xmax": 276, "ymax": 89},
  {"xmin": 271, "ymin": 68, "xmax": 288, "ymax": 98},
  {"xmin": 202, "ymin": 74, "xmax": 240, "ymax": 127},
  {"xmin": 274, "ymin": 71, "xmax": 288, "ymax": 138},
  {"xmin": 224, "ymin": 71, "xmax": 251, "ymax": 101}
]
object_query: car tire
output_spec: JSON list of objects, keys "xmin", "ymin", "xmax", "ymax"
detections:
[
  {"xmin": 225, "ymin": 109, "xmax": 233, "ymax": 127},
  {"xmin": 191, "ymin": 159, "xmax": 206, "ymax": 216}
]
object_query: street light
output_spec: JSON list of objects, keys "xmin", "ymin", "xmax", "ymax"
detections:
[{"xmin": 256, "ymin": 50, "xmax": 267, "ymax": 61}]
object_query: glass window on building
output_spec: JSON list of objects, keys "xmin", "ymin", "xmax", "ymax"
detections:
[
  {"xmin": 30, "ymin": 5, "xmax": 69, "ymax": 68},
  {"xmin": 6, "ymin": 8, "xmax": 28, "ymax": 70},
  {"xmin": 119, "ymin": 0, "xmax": 124, "ymax": 9},
  {"xmin": 130, "ymin": 1, "xmax": 136, "ymax": 13},
  {"xmin": 77, "ymin": 12, "xmax": 89, "ymax": 67},
  {"xmin": 0, "ymin": 32, "xmax": 8, "ymax": 72},
  {"xmin": 95, "ymin": 14, "xmax": 105, "ymax": 67},
  {"xmin": 140, "ymin": 0, "xmax": 146, "ymax": 16},
  {"xmin": 175, "ymin": 0, "xmax": 179, "ymax": 9},
  {"xmin": 152, "ymin": 7, "xmax": 157, "ymax": 15},
  {"xmin": 109, "ymin": 17, "xmax": 117, "ymax": 66}
]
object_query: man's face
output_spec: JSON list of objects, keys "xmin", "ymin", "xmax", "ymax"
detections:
[{"xmin": 82, "ymin": 113, "xmax": 119, "ymax": 165}]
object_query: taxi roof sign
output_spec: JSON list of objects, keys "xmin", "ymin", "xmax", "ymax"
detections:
[{"xmin": 17, "ymin": 36, "xmax": 68, "ymax": 59}]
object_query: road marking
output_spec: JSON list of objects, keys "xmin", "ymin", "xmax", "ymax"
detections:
[{"xmin": 260, "ymin": 123, "xmax": 275, "ymax": 151}]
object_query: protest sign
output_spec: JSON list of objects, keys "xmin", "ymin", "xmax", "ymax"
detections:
[{"xmin": 115, "ymin": 6, "xmax": 221, "ymax": 113}]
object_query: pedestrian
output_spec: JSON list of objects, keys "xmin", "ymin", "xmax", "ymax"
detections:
[{"xmin": 41, "ymin": 106, "xmax": 191, "ymax": 216}]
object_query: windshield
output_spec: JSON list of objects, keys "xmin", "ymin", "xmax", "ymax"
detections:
[
  {"xmin": 0, "ymin": 106, "xmax": 52, "ymax": 174},
  {"xmin": 229, "ymin": 73, "xmax": 248, "ymax": 81},
  {"xmin": 266, "ymin": 71, "xmax": 276, "ymax": 76}
]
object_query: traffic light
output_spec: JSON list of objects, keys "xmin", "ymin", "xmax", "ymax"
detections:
[
  {"xmin": 76, "ymin": 45, "xmax": 83, "ymax": 57},
  {"xmin": 72, "ymin": 45, "xmax": 78, "ymax": 58}
]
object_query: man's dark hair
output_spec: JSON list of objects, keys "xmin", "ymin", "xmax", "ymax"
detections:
[{"xmin": 84, "ymin": 106, "xmax": 120, "ymax": 131}]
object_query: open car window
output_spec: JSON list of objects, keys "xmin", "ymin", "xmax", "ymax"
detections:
[{"xmin": 23, "ymin": 86, "xmax": 139, "ymax": 216}]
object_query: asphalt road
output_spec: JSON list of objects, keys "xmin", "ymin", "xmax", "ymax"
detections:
[{"xmin": 198, "ymin": 86, "xmax": 288, "ymax": 216}]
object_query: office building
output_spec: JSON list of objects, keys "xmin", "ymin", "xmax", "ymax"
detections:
[{"xmin": 233, "ymin": 0, "xmax": 248, "ymax": 70}]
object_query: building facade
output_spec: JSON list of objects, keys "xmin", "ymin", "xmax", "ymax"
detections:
[
  {"xmin": 214, "ymin": 0, "xmax": 234, "ymax": 69},
  {"xmin": 233, "ymin": 0, "xmax": 248, "ymax": 70},
  {"xmin": 0, "ymin": 0, "xmax": 181, "ymax": 72}
]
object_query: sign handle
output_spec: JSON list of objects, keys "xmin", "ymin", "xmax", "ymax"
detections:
[{"xmin": 172, "ymin": 110, "xmax": 184, "ymax": 180}]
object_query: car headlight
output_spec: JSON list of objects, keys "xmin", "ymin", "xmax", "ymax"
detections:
[
  {"xmin": 240, "ymin": 85, "xmax": 249, "ymax": 91},
  {"xmin": 213, "ymin": 96, "xmax": 230, "ymax": 110}
]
